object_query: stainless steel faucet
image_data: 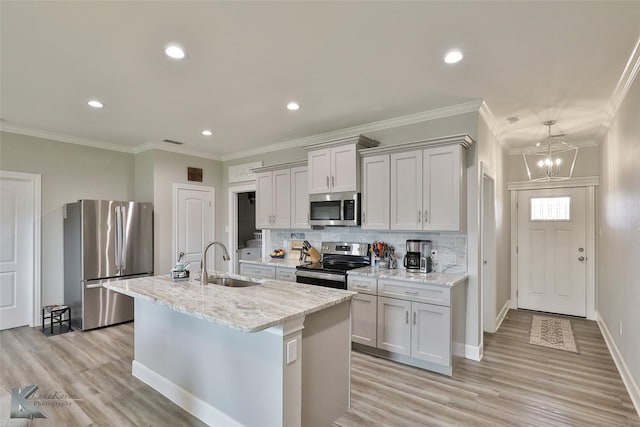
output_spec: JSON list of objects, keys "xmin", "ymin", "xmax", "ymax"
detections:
[{"xmin": 201, "ymin": 241, "xmax": 231, "ymax": 285}]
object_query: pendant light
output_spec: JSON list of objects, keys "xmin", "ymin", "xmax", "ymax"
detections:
[{"xmin": 522, "ymin": 120, "xmax": 578, "ymax": 182}]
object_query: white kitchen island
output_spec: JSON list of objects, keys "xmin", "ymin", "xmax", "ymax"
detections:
[{"xmin": 104, "ymin": 274, "xmax": 355, "ymax": 427}]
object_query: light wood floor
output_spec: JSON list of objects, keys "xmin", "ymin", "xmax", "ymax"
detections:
[{"xmin": 1, "ymin": 310, "xmax": 638, "ymax": 426}]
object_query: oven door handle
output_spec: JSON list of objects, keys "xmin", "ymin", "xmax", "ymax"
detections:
[{"xmin": 295, "ymin": 270, "xmax": 345, "ymax": 282}]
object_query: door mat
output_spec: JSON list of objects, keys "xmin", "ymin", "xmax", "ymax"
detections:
[{"xmin": 529, "ymin": 315, "xmax": 578, "ymax": 353}]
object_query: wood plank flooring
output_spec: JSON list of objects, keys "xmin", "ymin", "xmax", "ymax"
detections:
[{"xmin": 0, "ymin": 309, "xmax": 637, "ymax": 426}]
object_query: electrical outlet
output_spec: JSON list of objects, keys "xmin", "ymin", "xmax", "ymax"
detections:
[{"xmin": 619, "ymin": 321, "xmax": 623, "ymax": 336}]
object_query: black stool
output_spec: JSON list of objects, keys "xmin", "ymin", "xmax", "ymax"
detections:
[{"xmin": 41, "ymin": 305, "xmax": 71, "ymax": 336}]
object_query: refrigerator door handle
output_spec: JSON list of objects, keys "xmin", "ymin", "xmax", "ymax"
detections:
[
  {"xmin": 115, "ymin": 205, "xmax": 122, "ymax": 272},
  {"xmin": 120, "ymin": 205, "xmax": 128, "ymax": 272}
]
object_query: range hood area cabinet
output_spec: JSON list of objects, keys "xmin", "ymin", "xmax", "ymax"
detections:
[
  {"xmin": 305, "ymin": 135, "xmax": 380, "ymax": 194},
  {"xmin": 253, "ymin": 161, "xmax": 310, "ymax": 230},
  {"xmin": 360, "ymin": 134, "xmax": 475, "ymax": 232}
]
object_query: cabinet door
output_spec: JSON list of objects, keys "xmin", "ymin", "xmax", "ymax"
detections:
[
  {"xmin": 361, "ymin": 155, "xmax": 390, "ymax": 230},
  {"xmin": 352, "ymin": 293, "xmax": 377, "ymax": 346},
  {"xmin": 290, "ymin": 166, "xmax": 310, "ymax": 229},
  {"xmin": 240, "ymin": 264, "xmax": 276, "ymax": 280},
  {"xmin": 255, "ymin": 172, "xmax": 273, "ymax": 229},
  {"xmin": 271, "ymin": 169, "xmax": 291, "ymax": 228},
  {"xmin": 276, "ymin": 267, "xmax": 296, "ymax": 282},
  {"xmin": 308, "ymin": 148, "xmax": 331, "ymax": 194},
  {"xmin": 423, "ymin": 145, "xmax": 462, "ymax": 231},
  {"xmin": 411, "ymin": 302, "xmax": 451, "ymax": 366},
  {"xmin": 390, "ymin": 150, "xmax": 423, "ymax": 230},
  {"xmin": 331, "ymin": 144, "xmax": 357, "ymax": 192},
  {"xmin": 377, "ymin": 297, "xmax": 411, "ymax": 356}
]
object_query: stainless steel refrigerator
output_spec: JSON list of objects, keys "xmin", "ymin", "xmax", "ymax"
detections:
[{"xmin": 63, "ymin": 200, "xmax": 153, "ymax": 330}]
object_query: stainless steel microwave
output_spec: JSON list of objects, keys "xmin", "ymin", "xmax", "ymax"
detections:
[{"xmin": 309, "ymin": 192, "xmax": 361, "ymax": 226}]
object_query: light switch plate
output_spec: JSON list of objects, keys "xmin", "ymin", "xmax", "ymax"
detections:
[{"xmin": 287, "ymin": 339, "xmax": 297, "ymax": 364}]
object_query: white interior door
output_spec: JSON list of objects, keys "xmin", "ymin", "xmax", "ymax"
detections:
[
  {"xmin": 517, "ymin": 187, "xmax": 587, "ymax": 316},
  {"xmin": 0, "ymin": 174, "xmax": 35, "ymax": 330},
  {"xmin": 174, "ymin": 185, "xmax": 214, "ymax": 273}
]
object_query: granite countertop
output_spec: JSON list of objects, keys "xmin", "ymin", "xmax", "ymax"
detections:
[
  {"xmin": 239, "ymin": 258, "xmax": 308, "ymax": 268},
  {"xmin": 103, "ymin": 273, "xmax": 355, "ymax": 333},
  {"xmin": 348, "ymin": 266, "xmax": 468, "ymax": 287}
]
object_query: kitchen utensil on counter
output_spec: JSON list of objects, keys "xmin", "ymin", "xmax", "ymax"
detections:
[{"xmin": 307, "ymin": 246, "xmax": 321, "ymax": 262}]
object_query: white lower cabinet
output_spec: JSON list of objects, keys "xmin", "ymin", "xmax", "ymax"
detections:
[
  {"xmin": 411, "ymin": 302, "xmax": 451, "ymax": 365},
  {"xmin": 276, "ymin": 266, "xmax": 296, "ymax": 282},
  {"xmin": 351, "ymin": 293, "xmax": 377, "ymax": 347},
  {"xmin": 239, "ymin": 264, "xmax": 276, "ymax": 280},
  {"xmin": 377, "ymin": 297, "xmax": 411, "ymax": 356}
]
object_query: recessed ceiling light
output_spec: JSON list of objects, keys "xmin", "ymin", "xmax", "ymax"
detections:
[
  {"xmin": 165, "ymin": 44, "xmax": 185, "ymax": 60},
  {"xmin": 87, "ymin": 100, "xmax": 103, "ymax": 108},
  {"xmin": 507, "ymin": 116, "xmax": 520, "ymax": 124},
  {"xmin": 202, "ymin": 130, "xmax": 213, "ymax": 136},
  {"xmin": 287, "ymin": 102, "xmax": 300, "ymax": 111},
  {"xmin": 444, "ymin": 50, "xmax": 463, "ymax": 64}
]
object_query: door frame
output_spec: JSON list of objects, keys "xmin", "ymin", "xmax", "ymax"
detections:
[
  {"xmin": 0, "ymin": 170, "xmax": 41, "ymax": 327},
  {"xmin": 227, "ymin": 183, "xmax": 257, "ymax": 274},
  {"xmin": 172, "ymin": 183, "xmax": 215, "ymax": 272},
  {"xmin": 508, "ymin": 176, "xmax": 598, "ymax": 320},
  {"xmin": 480, "ymin": 162, "xmax": 498, "ymax": 333}
]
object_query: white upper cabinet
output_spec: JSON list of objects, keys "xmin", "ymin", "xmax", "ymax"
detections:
[
  {"xmin": 254, "ymin": 161, "xmax": 308, "ymax": 230},
  {"xmin": 255, "ymin": 171, "xmax": 274, "ymax": 229},
  {"xmin": 308, "ymin": 148, "xmax": 332, "ymax": 194},
  {"xmin": 308, "ymin": 143, "xmax": 358, "ymax": 194},
  {"xmin": 290, "ymin": 166, "xmax": 310, "ymax": 229},
  {"xmin": 361, "ymin": 155, "xmax": 390, "ymax": 230},
  {"xmin": 422, "ymin": 145, "xmax": 463, "ymax": 231},
  {"xmin": 359, "ymin": 134, "xmax": 472, "ymax": 233},
  {"xmin": 390, "ymin": 150, "xmax": 423, "ymax": 230}
]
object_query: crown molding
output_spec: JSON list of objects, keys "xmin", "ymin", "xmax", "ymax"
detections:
[
  {"xmin": 507, "ymin": 176, "xmax": 599, "ymax": 191},
  {"xmin": 220, "ymin": 100, "xmax": 483, "ymax": 161},
  {"xmin": 507, "ymin": 139, "xmax": 599, "ymax": 155},
  {"xmin": 132, "ymin": 141, "xmax": 222, "ymax": 161},
  {"xmin": 0, "ymin": 123, "xmax": 134, "ymax": 153},
  {"xmin": 478, "ymin": 101, "xmax": 506, "ymax": 150}
]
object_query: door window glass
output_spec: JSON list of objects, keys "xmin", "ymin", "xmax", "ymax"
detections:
[{"xmin": 530, "ymin": 197, "xmax": 571, "ymax": 221}]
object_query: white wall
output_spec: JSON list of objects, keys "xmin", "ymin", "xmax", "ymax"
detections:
[
  {"xmin": 598, "ymin": 73, "xmax": 640, "ymax": 393},
  {"xmin": 0, "ymin": 131, "xmax": 134, "ymax": 305},
  {"xmin": 150, "ymin": 150, "xmax": 224, "ymax": 274}
]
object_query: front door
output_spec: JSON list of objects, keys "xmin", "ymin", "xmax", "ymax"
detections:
[
  {"xmin": 517, "ymin": 187, "xmax": 587, "ymax": 316},
  {"xmin": 174, "ymin": 184, "xmax": 214, "ymax": 273},
  {"xmin": 0, "ymin": 174, "xmax": 36, "ymax": 330}
]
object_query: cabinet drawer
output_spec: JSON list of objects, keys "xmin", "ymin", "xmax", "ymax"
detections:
[
  {"xmin": 378, "ymin": 279, "xmax": 450, "ymax": 306},
  {"xmin": 347, "ymin": 275, "xmax": 378, "ymax": 295},
  {"xmin": 276, "ymin": 267, "xmax": 296, "ymax": 282},
  {"xmin": 240, "ymin": 264, "xmax": 276, "ymax": 280}
]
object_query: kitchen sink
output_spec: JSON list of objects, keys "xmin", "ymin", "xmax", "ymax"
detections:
[{"xmin": 207, "ymin": 276, "xmax": 262, "ymax": 287}]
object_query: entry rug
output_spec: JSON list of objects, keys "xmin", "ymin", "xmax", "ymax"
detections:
[{"xmin": 529, "ymin": 315, "xmax": 578, "ymax": 353}]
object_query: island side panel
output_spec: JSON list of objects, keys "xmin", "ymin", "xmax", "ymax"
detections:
[
  {"xmin": 301, "ymin": 300, "xmax": 351, "ymax": 427},
  {"xmin": 132, "ymin": 299, "xmax": 286, "ymax": 427}
]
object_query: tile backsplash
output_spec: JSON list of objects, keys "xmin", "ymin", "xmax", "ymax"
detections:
[{"xmin": 270, "ymin": 227, "xmax": 467, "ymax": 274}]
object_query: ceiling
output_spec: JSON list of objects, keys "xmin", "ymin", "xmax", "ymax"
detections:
[{"xmin": 2, "ymin": 1, "xmax": 639, "ymax": 160}]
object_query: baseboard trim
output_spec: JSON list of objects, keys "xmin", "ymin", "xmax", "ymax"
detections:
[
  {"xmin": 465, "ymin": 343, "xmax": 483, "ymax": 361},
  {"xmin": 495, "ymin": 300, "xmax": 511, "ymax": 332},
  {"xmin": 132, "ymin": 360, "xmax": 243, "ymax": 427},
  {"xmin": 596, "ymin": 312, "xmax": 640, "ymax": 418}
]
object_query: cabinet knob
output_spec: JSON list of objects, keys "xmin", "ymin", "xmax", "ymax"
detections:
[{"xmin": 578, "ymin": 256, "xmax": 585, "ymax": 261}]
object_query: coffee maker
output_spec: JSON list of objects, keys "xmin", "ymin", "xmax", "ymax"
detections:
[
  {"xmin": 419, "ymin": 240, "xmax": 433, "ymax": 273},
  {"xmin": 404, "ymin": 240, "xmax": 423, "ymax": 271}
]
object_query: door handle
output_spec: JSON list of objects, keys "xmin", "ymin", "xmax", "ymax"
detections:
[
  {"xmin": 120, "ymin": 206, "xmax": 127, "ymax": 271},
  {"xmin": 425, "ymin": 210, "xmax": 429, "ymax": 223},
  {"xmin": 362, "ymin": 212, "xmax": 366, "ymax": 223},
  {"xmin": 115, "ymin": 206, "xmax": 122, "ymax": 271},
  {"xmin": 331, "ymin": 176, "xmax": 335, "ymax": 188},
  {"xmin": 418, "ymin": 210, "xmax": 421, "ymax": 222},
  {"xmin": 405, "ymin": 311, "xmax": 409, "ymax": 324},
  {"xmin": 326, "ymin": 176, "xmax": 330, "ymax": 189},
  {"xmin": 578, "ymin": 256, "xmax": 585, "ymax": 261},
  {"xmin": 85, "ymin": 283, "xmax": 103, "ymax": 289},
  {"xmin": 413, "ymin": 312, "xmax": 416, "ymax": 325}
]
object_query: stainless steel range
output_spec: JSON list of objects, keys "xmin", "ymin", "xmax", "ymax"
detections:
[{"xmin": 295, "ymin": 242, "xmax": 370, "ymax": 289}]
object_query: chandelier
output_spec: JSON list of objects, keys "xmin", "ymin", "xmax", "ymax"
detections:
[{"xmin": 522, "ymin": 120, "xmax": 578, "ymax": 182}]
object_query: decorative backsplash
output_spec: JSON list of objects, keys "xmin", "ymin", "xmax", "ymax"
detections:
[{"xmin": 270, "ymin": 228, "xmax": 467, "ymax": 274}]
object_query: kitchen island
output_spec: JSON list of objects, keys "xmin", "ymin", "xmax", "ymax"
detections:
[{"xmin": 104, "ymin": 273, "xmax": 355, "ymax": 427}]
